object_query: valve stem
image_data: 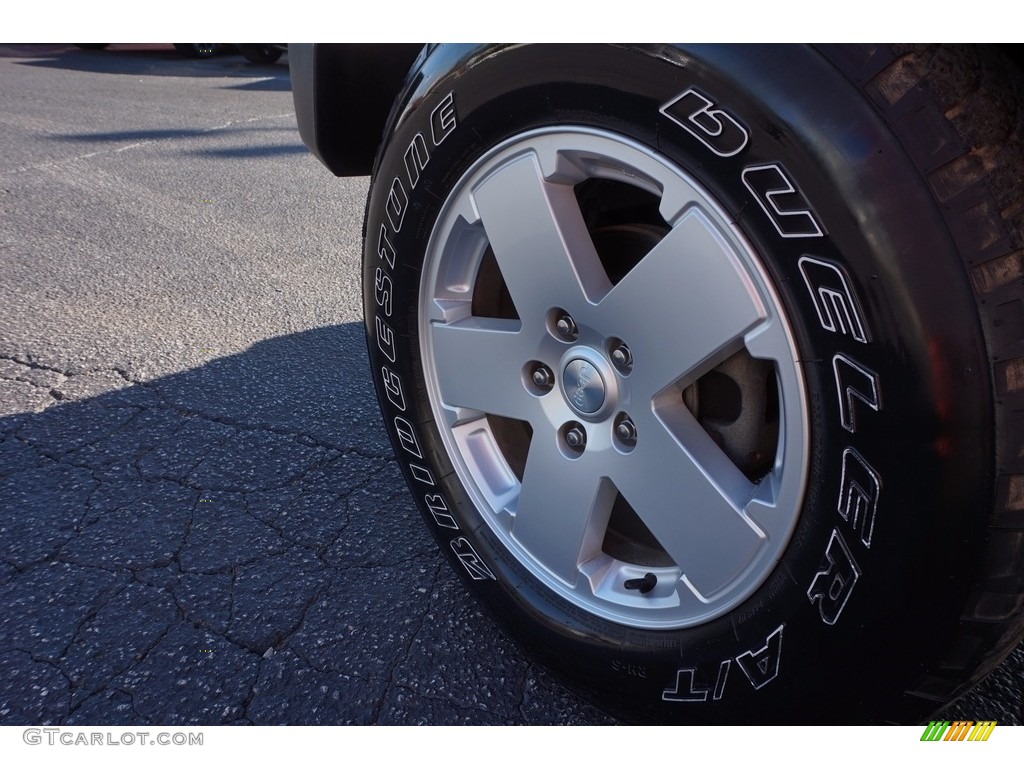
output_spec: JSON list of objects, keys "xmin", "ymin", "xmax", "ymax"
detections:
[{"xmin": 624, "ymin": 572, "xmax": 657, "ymax": 594}]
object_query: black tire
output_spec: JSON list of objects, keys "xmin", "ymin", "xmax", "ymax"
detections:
[
  {"xmin": 361, "ymin": 44, "xmax": 1024, "ymax": 723},
  {"xmin": 238, "ymin": 44, "xmax": 284, "ymax": 64}
]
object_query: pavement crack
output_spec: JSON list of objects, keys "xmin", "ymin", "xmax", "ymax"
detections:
[
  {"xmin": 388, "ymin": 679, "xmax": 513, "ymax": 724},
  {"xmin": 515, "ymin": 663, "xmax": 533, "ymax": 721},
  {"xmin": 62, "ymin": 620, "xmax": 175, "ymax": 722},
  {"xmin": 0, "ymin": 354, "xmax": 69, "ymax": 376},
  {"xmin": 0, "ymin": 371, "xmax": 66, "ymax": 392},
  {"xmin": 373, "ymin": 559, "xmax": 443, "ymax": 724},
  {"xmin": 228, "ymin": 562, "xmax": 238, "ymax": 627},
  {"xmin": 2, "ymin": 648, "xmax": 73, "ymax": 724},
  {"xmin": 53, "ymin": 578, "xmax": 132, "ymax": 666},
  {"xmin": 17, "ymin": 408, "xmax": 141, "ymax": 463},
  {"xmin": 240, "ymin": 660, "xmax": 263, "ymax": 722},
  {"xmin": 274, "ymin": 585, "xmax": 325, "ymax": 653},
  {"xmin": 149, "ymin": 390, "xmax": 392, "ymax": 458}
]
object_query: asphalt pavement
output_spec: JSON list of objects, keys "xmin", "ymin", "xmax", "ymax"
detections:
[
  {"xmin": 0, "ymin": 43, "xmax": 1021, "ymax": 727},
  {"xmin": 0, "ymin": 44, "xmax": 616, "ymax": 725}
]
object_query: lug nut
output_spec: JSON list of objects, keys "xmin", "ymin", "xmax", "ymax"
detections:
[
  {"xmin": 532, "ymin": 366, "xmax": 553, "ymax": 389},
  {"xmin": 555, "ymin": 314, "xmax": 578, "ymax": 340},
  {"xmin": 611, "ymin": 343, "xmax": 632, "ymax": 372},
  {"xmin": 565, "ymin": 426, "xmax": 587, "ymax": 449},
  {"xmin": 616, "ymin": 417, "xmax": 637, "ymax": 444}
]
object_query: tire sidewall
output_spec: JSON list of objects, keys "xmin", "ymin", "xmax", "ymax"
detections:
[{"xmin": 362, "ymin": 44, "xmax": 992, "ymax": 723}]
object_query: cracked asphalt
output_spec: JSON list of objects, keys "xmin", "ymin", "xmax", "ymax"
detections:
[
  {"xmin": 1, "ymin": 44, "xmax": 1021, "ymax": 728},
  {"xmin": 0, "ymin": 44, "xmax": 616, "ymax": 726}
]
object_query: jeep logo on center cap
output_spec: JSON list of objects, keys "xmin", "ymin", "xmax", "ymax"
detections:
[{"xmin": 563, "ymin": 359, "xmax": 606, "ymax": 414}]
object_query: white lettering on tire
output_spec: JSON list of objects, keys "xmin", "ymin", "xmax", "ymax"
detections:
[
  {"xmin": 798, "ymin": 256, "xmax": 870, "ymax": 342},
  {"xmin": 660, "ymin": 88, "xmax": 750, "ymax": 158},
  {"xmin": 833, "ymin": 355, "xmax": 882, "ymax": 433},
  {"xmin": 451, "ymin": 537, "xmax": 496, "ymax": 580},
  {"xmin": 838, "ymin": 447, "xmax": 882, "ymax": 548},
  {"xmin": 370, "ymin": 91, "xmax": 495, "ymax": 586},
  {"xmin": 741, "ymin": 164, "xmax": 825, "ymax": 239},
  {"xmin": 735, "ymin": 624, "xmax": 784, "ymax": 690},
  {"xmin": 655, "ymin": 86, "xmax": 887, "ymax": 689},
  {"xmin": 662, "ymin": 626, "xmax": 782, "ymax": 702},
  {"xmin": 381, "ymin": 366, "xmax": 407, "ymax": 411},
  {"xmin": 425, "ymin": 493, "xmax": 459, "ymax": 530},
  {"xmin": 807, "ymin": 529, "xmax": 861, "ymax": 626}
]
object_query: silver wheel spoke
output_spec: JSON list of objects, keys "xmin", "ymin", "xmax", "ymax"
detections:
[
  {"xmin": 430, "ymin": 318, "xmax": 539, "ymax": 422},
  {"xmin": 472, "ymin": 152, "xmax": 612, "ymax": 321},
  {"xmin": 618, "ymin": 411, "xmax": 764, "ymax": 598},
  {"xmin": 601, "ymin": 208, "xmax": 768, "ymax": 393},
  {"xmin": 420, "ymin": 127, "xmax": 808, "ymax": 629},
  {"xmin": 512, "ymin": 437, "xmax": 614, "ymax": 587}
]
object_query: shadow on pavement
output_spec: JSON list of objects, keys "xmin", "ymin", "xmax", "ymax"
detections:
[
  {"xmin": 5, "ymin": 44, "xmax": 289, "ymax": 81},
  {"xmin": 0, "ymin": 319, "xmax": 624, "ymax": 726},
  {"xmin": 0, "ymin": 324, "xmax": 420, "ymax": 723},
  {"xmin": 190, "ymin": 144, "xmax": 309, "ymax": 159},
  {"xmin": 45, "ymin": 124, "xmax": 305, "ymax": 159},
  {"xmin": 0, "ymin": 323, "xmax": 617, "ymax": 726},
  {"xmin": 223, "ymin": 77, "xmax": 293, "ymax": 93}
]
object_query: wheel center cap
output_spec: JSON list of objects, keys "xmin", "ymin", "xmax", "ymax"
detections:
[{"xmin": 563, "ymin": 358, "xmax": 606, "ymax": 414}]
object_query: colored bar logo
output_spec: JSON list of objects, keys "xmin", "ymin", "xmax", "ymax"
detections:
[{"xmin": 920, "ymin": 721, "xmax": 997, "ymax": 741}]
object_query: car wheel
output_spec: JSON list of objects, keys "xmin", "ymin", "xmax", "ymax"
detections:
[
  {"xmin": 238, "ymin": 44, "xmax": 284, "ymax": 64},
  {"xmin": 362, "ymin": 44, "xmax": 1024, "ymax": 723}
]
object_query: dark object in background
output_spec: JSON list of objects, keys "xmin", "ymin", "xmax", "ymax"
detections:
[
  {"xmin": 238, "ymin": 44, "xmax": 286, "ymax": 64},
  {"xmin": 173, "ymin": 44, "xmax": 225, "ymax": 58}
]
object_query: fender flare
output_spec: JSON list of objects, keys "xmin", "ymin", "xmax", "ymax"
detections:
[{"xmin": 290, "ymin": 43, "xmax": 425, "ymax": 176}]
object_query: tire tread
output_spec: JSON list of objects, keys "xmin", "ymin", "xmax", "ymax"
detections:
[{"xmin": 828, "ymin": 43, "xmax": 1024, "ymax": 712}]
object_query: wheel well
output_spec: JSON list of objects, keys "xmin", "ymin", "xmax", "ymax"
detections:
[{"xmin": 294, "ymin": 44, "xmax": 424, "ymax": 176}]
